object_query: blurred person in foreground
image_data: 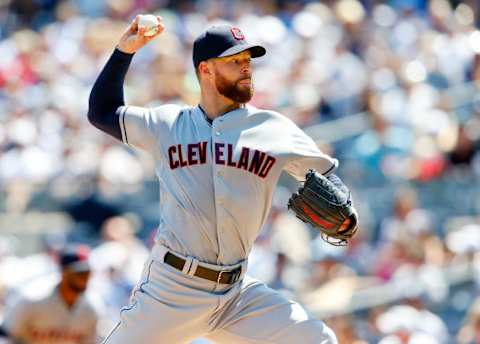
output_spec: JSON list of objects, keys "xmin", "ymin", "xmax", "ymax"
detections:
[
  {"xmin": 0, "ymin": 245, "xmax": 100, "ymax": 344},
  {"xmin": 457, "ymin": 297, "xmax": 480, "ymax": 344},
  {"xmin": 375, "ymin": 302, "xmax": 449, "ymax": 344},
  {"xmin": 88, "ymin": 216, "xmax": 149, "ymax": 326},
  {"xmin": 87, "ymin": 12, "xmax": 357, "ymax": 343}
]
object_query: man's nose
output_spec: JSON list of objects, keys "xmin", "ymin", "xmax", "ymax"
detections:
[{"xmin": 241, "ymin": 62, "xmax": 251, "ymax": 74}]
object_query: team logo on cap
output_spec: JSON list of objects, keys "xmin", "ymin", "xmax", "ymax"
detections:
[{"xmin": 231, "ymin": 27, "xmax": 245, "ymax": 40}]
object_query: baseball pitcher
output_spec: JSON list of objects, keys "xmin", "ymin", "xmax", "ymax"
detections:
[{"xmin": 88, "ymin": 15, "xmax": 358, "ymax": 344}]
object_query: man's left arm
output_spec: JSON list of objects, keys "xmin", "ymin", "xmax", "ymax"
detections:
[
  {"xmin": 283, "ymin": 121, "xmax": 358, "ymax": 244},
  {"xmin": 283, "ymin": 120, "xmax": 338, "ymax": 179},
  {"xmin": 283, "ymin": 129, "xmax": 350, "ymax": 201}
]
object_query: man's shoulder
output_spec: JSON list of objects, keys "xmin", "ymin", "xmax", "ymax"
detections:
[
  {"xmin": 151, "ymin": 103, "xmax": 193, "ymax": 116},
  {"xmin": 245, "ymin": 105, "xmax": 297, "ymax": 126},
  {"xmin": 5, "ymin": 293, "xmax": 44, "ymax": 317},
  {"xmin": 80, "ymin": 293, "xmax": 105, "ymax": 319},
  {"xmin": 150, "ymin": 103, "xmax": 183, "ymax": 116},
  {"xmin": 149, "ymin": 103, "xmax": 196, "ymax": 124},
  {"xmin": 24, "ymin": 288, "xmax": 62, "ymax": 309}
]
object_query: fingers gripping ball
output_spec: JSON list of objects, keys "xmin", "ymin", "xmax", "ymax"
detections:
[
  {"xmin": 138, "ymin": 14, "xmax": 160, "ymax": 37},
  {"xmin": 288, "ymin": 170, "xmax": 359, "ymax": 246}
]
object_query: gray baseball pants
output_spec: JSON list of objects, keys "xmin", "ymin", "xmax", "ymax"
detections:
[{"xmin": 102, "ymin": 244, "xmax": 337, "ymax": 344}]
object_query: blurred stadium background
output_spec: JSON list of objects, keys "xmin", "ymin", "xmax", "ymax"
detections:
[{"xmin": 1, "ymin": 0, "xmax": 480, "ymax": 343}]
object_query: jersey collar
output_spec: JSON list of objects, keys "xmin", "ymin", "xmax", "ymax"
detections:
[{"xmin": 197, "ymin": 104, "xmax": 247, "ymax": 126}]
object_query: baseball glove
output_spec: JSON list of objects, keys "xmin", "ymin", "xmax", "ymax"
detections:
[{"xmin": 287, "ymin": 170, "xmax": 358, "ymax": 246}]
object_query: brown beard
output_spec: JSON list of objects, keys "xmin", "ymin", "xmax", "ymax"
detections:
[
  {"xmin": 214, "ymin": 71, "xmax": 253, "ymax": 104},
  {"xmin": 66, "ymin": 277, "xmax": 88, "ymax": 293}
]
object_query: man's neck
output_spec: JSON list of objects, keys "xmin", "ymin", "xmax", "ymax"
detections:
[
  {"xmin": 58, "ymin": 282, "xmax": 78, "ymax": 309},
  {"xmin": 199, "ymin": 96, "xmax": 241, "ymax": 121}
]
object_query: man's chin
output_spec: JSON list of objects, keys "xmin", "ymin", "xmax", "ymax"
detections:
[
  {"xmin": 231, "ymin": 93, "xmax": 252, "ymax": 104},
  {"xmin": 232, "ymin": 86, "xmax": 253, "ymax": 103},
  {"xmin": 216, "ymin": 82, "xmax": 253, "ymax": 103},
  {"xmin": 69, "ymin": 285, "xmax": 87, "ymax": 294}
]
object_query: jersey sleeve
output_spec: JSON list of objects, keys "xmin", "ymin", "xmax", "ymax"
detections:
[
  {"xmin": 117, "ymin": 104, "xmax": 180, "ymax": 154},
  {"xmin": 117, "ymin": 105, "xmax": 155, "ymax": 150},
  {"xmin": 283, "ymin": 122, "xmax": 338, "ymax": 180},
  {"xmin": 2, "ymin": 299, "xmax": 31, "ymax": 340}
]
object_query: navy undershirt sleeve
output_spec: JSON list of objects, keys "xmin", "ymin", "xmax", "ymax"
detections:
[
  {"xmin": 87, "ymin": 48, "xmax": 134, "ymax": 140},
  {"xmin": 0, "ymin": 326, "xmax": 9, "ymax": 338}
]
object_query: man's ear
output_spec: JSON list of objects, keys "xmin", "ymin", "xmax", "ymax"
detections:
[{"xmin": 198, "ymin": 61, "xmax": 211, "ymax": 77}]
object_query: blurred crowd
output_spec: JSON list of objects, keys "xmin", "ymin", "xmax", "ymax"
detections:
[{"xmin": 2, "ymin": 0, "xmax": 480, "ymax": 343}]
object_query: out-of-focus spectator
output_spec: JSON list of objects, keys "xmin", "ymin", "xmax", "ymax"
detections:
[
  {"xmin": 379, "ymin": 187, "xmax": 433, "ymax": 243},
  {"xmin": 374, "ymin": 187, "xmax": 433, "ymax": 281},
  {"xmin": 268, "ymin": 252, "xmax": 289, "ymax": 292},
  {"xmin": 0, "ymin": 245, "xmax": 102, "ymax": 343},
  {"xmin": 326, "ymin": 314, "xmax": 368, "ymax": 344},
  {"xmin": 448, "ymin": 124, "xmax": 479, "ymax": 167},
  {"xmin": 89, "ymin": 215, "xmax": 148, "ymax": 327},
  {"xmin": 457, "ymin": 297, "xmax": 480, "ymax": 344},
  {"xmin": 375, "ymin": 302, "xmax": 449, "ymax": 343}
]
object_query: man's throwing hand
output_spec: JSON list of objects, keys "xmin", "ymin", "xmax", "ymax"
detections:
[{"xmin": 117, "ymin": 14, "xmax": 165, "ymax": 54}]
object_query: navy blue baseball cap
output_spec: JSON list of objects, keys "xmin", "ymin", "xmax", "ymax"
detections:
[
  {"xmin": 59, "ymin": 245, "xmax": 91, "ymax": 272},
  {"xmin": 193, "ymin": 25, "xmax": 266, "ymax": 68}
]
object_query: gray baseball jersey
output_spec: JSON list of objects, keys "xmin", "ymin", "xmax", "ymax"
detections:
[
  {"xmin": 117, "ymin": 103, "xmax": 337, "ymax": 265},
  {"xmin": 3, "ymin": 288, "xmax": 99, "ymax": 344}
]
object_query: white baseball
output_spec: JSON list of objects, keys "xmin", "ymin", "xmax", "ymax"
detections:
[{"xmin": 138, "ymin": 14, "xmax": 159, "ymax": 37}]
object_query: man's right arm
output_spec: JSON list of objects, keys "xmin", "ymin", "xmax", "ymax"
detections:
[
  {"xmin": 1, "ymin": 299, "xmax": 31, "ymax": 343},
  {"xmin": 0, "ymin": 326, "xmax": 9, "ymax": 337},
  {"xmin": 87, "ymin": 49, "xmax": 133, "ymax": 140},
  {"xmin": 87, "ymin": 15, "xmax": 165, "ymax": 141}
]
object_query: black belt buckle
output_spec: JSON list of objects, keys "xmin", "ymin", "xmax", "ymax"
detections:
[
  {"xmin": 217, "ymin": 267, "xmax": 242, "ymax": 284},
  {"xmin": 228, "ymin": 267, "xmax": 242, "ymax": 284},
  {"xmin": 231, "ymin": 267, "xmax": 242, "ymax": 283}
]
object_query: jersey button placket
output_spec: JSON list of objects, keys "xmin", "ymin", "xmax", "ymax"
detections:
[
  {"xmin": 212, "ymin": 126, "xmax": 223, "ymax": 182},
  {"xmin": 212, "ymin": 121, "xmax": 225, "ymax": 261}
]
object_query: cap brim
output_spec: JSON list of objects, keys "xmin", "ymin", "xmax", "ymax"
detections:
[
  {"xmin": 218, "ymin": 44, "xmax": 266, "ymax": 59},
  {"xmin": 66, "ymin": 261, "xmax": 91, "ymax": 273}
]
